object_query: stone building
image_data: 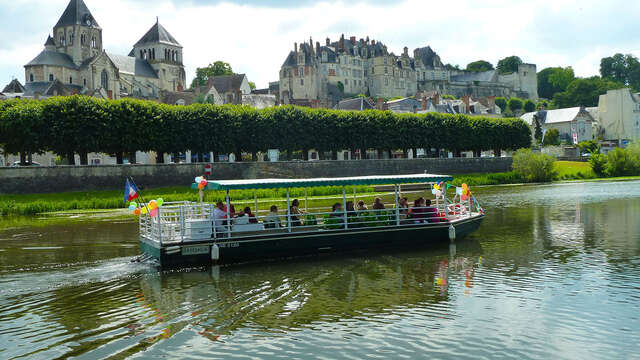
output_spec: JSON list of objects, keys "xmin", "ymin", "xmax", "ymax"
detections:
[
  {"xmin": 279, "ymin": 34, "xmax": 538, "ymax": 108},
  {"xmin": 521, "ymin": 107, "xmax": 594, "ymax": 144},
  {"xmin": 22, "ymin": 0, "xmax": 186, "ymax": 100},
  {"xmin": 595, "ymin": 88, "xmax": 640, "ymax": 144}
]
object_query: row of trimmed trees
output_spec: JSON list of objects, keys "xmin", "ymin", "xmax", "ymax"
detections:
[{"xmin": 0, "ymin": 96, "xmax": 532, "ymax": 165}]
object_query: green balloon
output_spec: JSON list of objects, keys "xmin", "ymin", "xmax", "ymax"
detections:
[
  {"xmin": 130, "ymin": 201, "xmax": 137, "ymax": 208},
  {"xmin": 156, "ymin": 198, "xmax": 163, "ymax": 207}
]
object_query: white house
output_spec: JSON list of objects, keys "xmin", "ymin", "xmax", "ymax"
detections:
[{"xmin": 521, "ymin": 107, "xmax": 594, "ymax": 143}]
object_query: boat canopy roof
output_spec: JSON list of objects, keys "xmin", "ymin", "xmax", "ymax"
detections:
[{"xmin": 194, "ymin": 174, "xmax": 454, "ymax": 190}]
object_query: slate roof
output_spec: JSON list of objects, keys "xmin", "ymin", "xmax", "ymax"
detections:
[
  {"xmin": 54, "ymin": 0, "xmax": 100, "ymax": 29},
  {"xmin": 210, "ymin": 74, "xmax": 247, "ymax": 93},
  {"xmin": 25, "ymin": 50, "xmax": 76, "ymax": 69},
  {"xmin": 521, "ymin": 107, "xmax": 593, "ymax": 126},
  {"xmin": 450, "ymin": 70, "xmax": 497, "ymax": 83},
  {"xmin": 3, "ymin": 79, "xmax": 25, "ymax": 93},
  {"xmin": 414, "ymin": 46, "xmax": 442, "ymax": 69},
  {"xmin": 335, "ymin": 97, "xmax": 376, "ymax": 111},
  {"xmin": 22, "ymin": 81, "xmax": 73, "ymax": 97},
  {"xmin": 107, "ymin": 53, "xmax": 158, "ymax": 78},
  {"xmin": 44, "ymin": 36, "xmax": 56, "ymax": 46},
  {"xmin": 134, "ymin": 21, "xmax": 181, "ymax": 47}
]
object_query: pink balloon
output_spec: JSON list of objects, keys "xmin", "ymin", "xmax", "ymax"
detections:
[{"xmin": 150, "ymin": 208, "xmax": 159, "ymax": 217}]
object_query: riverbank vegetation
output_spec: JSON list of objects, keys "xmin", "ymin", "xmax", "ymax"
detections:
[{"xmin": 0, "ymin": 96, "xmax": 531, "ymax": 164}]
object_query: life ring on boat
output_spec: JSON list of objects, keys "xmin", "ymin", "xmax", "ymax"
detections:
[{"xmin": 447, "ymin": 204, "xmax": 466, "ymax": 215}]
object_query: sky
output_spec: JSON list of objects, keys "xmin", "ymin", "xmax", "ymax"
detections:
[{"xmin": 1, "ymin": 0, "xmax": 640, "ymax": 89}]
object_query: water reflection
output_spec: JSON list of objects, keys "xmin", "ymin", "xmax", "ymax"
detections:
[{"xmin": 1, "ymin": 181, "xmax": 640, "ymax": 359}]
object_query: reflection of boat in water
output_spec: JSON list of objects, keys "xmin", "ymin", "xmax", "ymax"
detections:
[
  {"xmin": 135, "ymin": 240, "xmax": 484, "ymax": 340},
  {"xmin": 138, "ymin": 174, "xmax": 484, "ymax": 267}
]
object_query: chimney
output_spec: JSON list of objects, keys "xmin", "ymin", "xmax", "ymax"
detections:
[
  {"xmin": 350, "ymin": 36, "xmax": 356, "ymax": 45},
  {"xmin": 309, "ymin": 37, "xmax": 314, "ymax": 54},
  {"xmin": 294, "ymin": 42, "xmax": 298, "ymax": 54},
  {"xmin": 340, "ymin": 34, "xmax": 345, "ymax": 51},
  {"xmin": 366, "ymin": 36, "xmax": 370, "ymax": 44},
  {"xmin": 433, "ymin": 93, "xmax": 440, "ymax": 105},
  {"xmin": 326, "ymin": 37, "xmax": 330, "ymax": 46},
  {"xmin": 421, "ymin": 96, "xmax": 427, "ymax": 111},
  {"xmin": 316, "ymin": 41, "xmax": 320, "ymax": 55},
  {"xmin": 462, "ymin": 95, "xmax": 470, "ymax": 113},
  {"xmin": 403, "ymin": 46, "xmax": 408, "ymax": 56}
]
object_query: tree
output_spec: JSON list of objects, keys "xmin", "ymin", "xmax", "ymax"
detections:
[
  {"xmin": 600, "ymin": 53, "xmax": 640, "ymax": 91},
  {"xmin": 523, "ymin": 99, "xmax": 536, "ymax": 113},
  {"xmin": 497, "ymin": 56, "xmax": 523, "ymax": 74},
  {"xmin": 248, "ymin": 81, "xmax": 256, "ymax": 90},
  {"xmin": 543, "ymin": 128, "xmax": 560, "ymax": 145},
  {"xmin": 538, "ymin": 67, "xmax": 575, "ymax": 99},
  {"xmin": 533, "ymin": 116, "xmax": 543, "ymax": 143},
  {"xmin": 442, "ymin": 94, "xmax": 456, "ymax": 100},
  {"xmin": 537, "ymin": 99, "xmax": 550, "ymax": 110},
  {"xmin": 444, "ymin": 63, "xmax": 460, "ymax": 71},
  {"xmin": 466, "ymin": 60, "xmax": 494, "ymax": 72},
  {"xmin": 512, "ymin": 148, "xmax": 556, "ymax": 182},
  {"xmin": 495, "ymin": 97, "xmax": 507, "ymax": 112},
  {"xmin": 507, "ymin": 97, "xmax": 523, "ymax": 113},
  {"xmin": 552, "ymin": 76, "xmax": 624, "ymax": 108},
  {"xmin": 190, "ymin": 61, "xmax": 234, "ymax": 88}
]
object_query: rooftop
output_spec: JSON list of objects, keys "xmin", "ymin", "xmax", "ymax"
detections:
[
  {"xmin": 134, "ymin": 20, "xmax": 181, "ymax": 47},
  {"xmin": 54, "ymin": 0, "xmax": 100, "ymax": 29}
]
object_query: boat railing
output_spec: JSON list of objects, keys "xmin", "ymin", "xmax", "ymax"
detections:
[{"xmin": 139, "ymin": 197, "xmax": 483, "ymax": 244}]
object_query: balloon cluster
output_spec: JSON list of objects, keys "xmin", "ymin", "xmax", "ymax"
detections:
[
  {"xmin": 128, "ymin": 198, "xmax": 164, "ymax": 217},
  {"xmin": 456, "ymin": 183, "xmax": 472, "ymax": 201},
  {"xmin": 431, "ymin": 182, "xmax": 444, "ymax": 197},
  {"xmin": 195, "ymin": 176, "xmax": 208, "ymax": 190}
]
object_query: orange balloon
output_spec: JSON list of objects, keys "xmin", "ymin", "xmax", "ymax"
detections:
[
  {"xmin": 133, "ymin": 208, "xmax": 141, "ymax": 215},
  {"xmin": 198, "ymin": 183, "xmax": 205, "ymax": 190}
]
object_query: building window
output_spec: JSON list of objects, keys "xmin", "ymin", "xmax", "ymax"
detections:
[
  {"xmin": 91, "ymin": 37, "xmax": 96, "ymax": 48},
  {"xmin": 151, "ymin": 48, "xmax": 155, "ymax": 60},
  {"xmin": 70, "ymin": 32, "xmax": 74, "ymax": 45},
  {"xmin": 60, "ymin": 34, "xmax": 65, "ymax": 46},
  {"xmin": 299, "ymin": 67, "xmax": 304, "ymax": 76},
  {"xmin": 384, "ymin": 78, "xmax": 388, "ymax": 86},
  {"xmin": 384, "ymin": 67, "xmax": 388, "ymax": 74},
  {"xmin": 49, "ymin": 74, "xmax": 54, "ymax": 81},
  {"xmin": 29, "ymin": 74, "xmax": 34, "ymax": 82},
  {"xmin": 83, "ymin": 78, "xmax": 87, "ymax": 86},
  {"xmin": 101, "ymin": 70, "xmax": 108, "ymax": 90},
  {"xmin": 328, "ymin": 69, "xmax": 336, "ymax": 76},
  {"xmin": 69, "ymin": 76, "xmax": 73, "ymax": 84},
  {"xmin": 322, "ymin": 52, "xmax": 327, "ymax": 62},
  {"xmin": 384, "ymin": 57, "xmax": 388, "ymax": 65},
  {"xmin": 300, "ymin": 79, "xmax": 304, "ymax": 86}
]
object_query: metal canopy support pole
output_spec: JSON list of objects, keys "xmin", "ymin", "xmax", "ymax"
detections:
[
  {"xmin": 286, "ymin": 188, "xmax": 292, "ymax": 233},
  {"xmin": 342, "ymin": 186, "xmax": 348, "ymax": 229},
  {"xmin": 305, "ymin": 188, "xmax": 308, "ymax": 212},
  {"xmin": 254, "ymin": 189, "xmax": 258, "ymax": 217},
  {"xmin": 443, "ymin": 184, "xmax": 448, "ymax": 222},
  {"xmin": 353, "ymin": 185, "xmax": 356, "ymax": 204},
  {"xmin": 225, "ymin": 189, "xmax": 231, "ymax": 238},
  {"xmin": 394, "ymin": 184, "xmax": 400, "ymax": 226}
]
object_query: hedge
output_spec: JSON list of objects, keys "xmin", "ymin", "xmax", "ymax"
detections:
[{"xmin": 0, "ymin": 96, "xmax": 531, "ymax": 164}]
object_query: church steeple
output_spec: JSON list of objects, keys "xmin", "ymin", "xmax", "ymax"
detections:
[{"xmin": 53, "ymin": 0, "xmax": 102, "ymax": 65}]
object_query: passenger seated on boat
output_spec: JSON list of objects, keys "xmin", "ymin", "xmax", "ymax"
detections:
[
  {"xmin": 411, "ymin": 198, "xmax": 428, "ymax": 224},
  {"xmin": 356, "ymin": 200, "xmax": 368, "ymax": 211},
  {"xmin": 242, "ymin": 206, "xmax": 258, "ymax": 224},
  {"xmin": 398, "ymin": 197, "xmax": 410, "ymax": 223},
  {"xmin": 290, "ymin": 199, "xmax": 303, "ymax": 226},
  {"xmin": 234, "ymin": 211, "xmax": 250, "ymax": 225},
  {"xmin": 373, "ymin": 197, "xmax": 385, "ymax": 211},
  {"xmin": 324, "ymin": 203, "xmax": 345, "ymax": 229},
  {"xmin": 346, "ymin": 201, "xmax": 360, "ymax": 227},
  {"xmin": 213, "ymin": 201, "xmax": 227, "ymax": 233},
  {"xmin": 264, "ymin": 205, "xmax": 281, "ymax": 229},
  {"xmin": 424, "ymin": 199, "xmax": 441, "ymax": 223}
]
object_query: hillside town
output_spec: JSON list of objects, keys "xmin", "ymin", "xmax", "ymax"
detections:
[{"xmin": 1, "ymin": 0, "xmax": 639, "ymax": 166}]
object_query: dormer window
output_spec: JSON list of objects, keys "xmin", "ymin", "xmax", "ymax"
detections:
[{"xmin": 49, "ymin": 74, "xmax": 54, "ymax": 81}]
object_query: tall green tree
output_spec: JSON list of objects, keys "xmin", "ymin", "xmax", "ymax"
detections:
[
  {"xmin": 533, "ymin": 116, "xmax": 543, "ymax": 143},
  {"xmin": 552, "ymin": 76, "xmax": 624, "ymax": 108},
  {"xmin": 497, "ymin": 56, "xmax": 523, "ymax": 74},
  {"xmin": 190, "ymin": 61, "xmax": 234, "ymax": 88},
  {"xmin": 466, "ymin": 60, "xmax": 494, "ymax": 72},
  {"xmin": 600, "ymin": 53, "xmax": 640, "ymax": 91},
  {"xmin": 495, "ymin": 97, "xmax": 507, "ymax": 112},
  {"xmin": 508, "ymin": 97, "xmax": 523, "ymax": 113},
  {"xmin": 0, "ymin": 100, "xmax": 45, "ymax": 164},
  {"xmin": 538, "ymin": 67, "xmax": 575, "ymax": 99}
]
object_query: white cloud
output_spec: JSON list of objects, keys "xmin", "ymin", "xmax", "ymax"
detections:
[{"xmin": 1, "ymin": 0, "xmax": 638, "ymax": 87}]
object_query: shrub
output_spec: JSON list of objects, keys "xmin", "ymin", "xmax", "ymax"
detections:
[
  {"xmin": 523, "ymin": 99, "xmax": 536, "ymax": 113},
  {"xmin": 589, "ymin": 153, "xmax": 608, "ymax": 177},
  {"xmin": 578, "ymin": 140, "xmax": 600, "ymax": 154},
  {"xmin": 512, "ymin": 148, "xmax": 557, "ymax": 182},
  {"xmin": 604, "ymin": 148, "xmax": 640, "ymax": 177},
  {"xmin": 543, "ymin": 128, "xmax": 560, "ymax": 145}
]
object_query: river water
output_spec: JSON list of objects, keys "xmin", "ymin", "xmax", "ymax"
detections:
[{"xmin": 0, "ymin": 181, "xmax": 639, "ymax": 359}]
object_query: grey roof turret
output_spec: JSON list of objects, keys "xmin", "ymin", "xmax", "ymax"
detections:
[
  {"xmin": 44, "ymin": 35, "xmax": 56, "ymax": 46},
  {"xmin": 134, "ymin": 20, "xmax": 181, "ymax": 47},
  {"xmin": 54, "ymin": 0, "xmax": 100, "ymax": 29}
]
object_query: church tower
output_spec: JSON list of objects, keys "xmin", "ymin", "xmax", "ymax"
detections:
[
  {"xmin": 132, "ymin": 19, "xmax": 186, "ymax": 91},
  {"xmin": 53, "ymin": 0, "xmax": 102, "ymax": 66}
]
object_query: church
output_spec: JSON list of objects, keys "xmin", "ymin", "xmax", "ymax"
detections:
[{"xmin": 22, "ymin": 0, "xmax": 186, "ymax": 100}]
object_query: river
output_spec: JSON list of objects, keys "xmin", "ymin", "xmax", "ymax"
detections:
[{"xmin": 0, "ymin": 181, "xmax": 639, "ymax": 359}]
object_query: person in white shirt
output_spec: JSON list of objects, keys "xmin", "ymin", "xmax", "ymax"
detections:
[
  {"xmin": 213, "ymin": 201, "xmax": 228, "ymax": 235},
  {"xmin": 264, "ymin": 205, "xmax": 281, "ymax": 229}
]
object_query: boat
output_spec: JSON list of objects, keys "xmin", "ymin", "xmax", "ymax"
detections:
[{"xmin": 138, "ymin": 174, "xmax": 485, "ymax": 267}]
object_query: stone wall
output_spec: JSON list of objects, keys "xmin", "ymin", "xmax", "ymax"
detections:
[{"xmin": 0, "ymin": 158, "xmax": 513, "ymax": 194}]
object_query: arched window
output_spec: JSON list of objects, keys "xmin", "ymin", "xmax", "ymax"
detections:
[
  {"xmin": 140, "ymin": 50, "xmax": 144, "ymax": 59},
  {"xmin": 29, "ymin": 74, "xmax": 34, "ymax": 82},
  {"xmin": 69, "ymin": 76, "xmax": 73, "ymax": 84},
  {"xmin": 152, "ymin": 48, "xmax": 155, "ymax": 60},
  {"xmin": 49, "ymin": 74, "xmax": 54, "ymax": 81},
  {"xmin": 83, "ymin": 78, "xmax": 87, "ymax": 86},
  {"xmin": 101, "ymin": 70, "xmax": 108, "ymax": 90}
]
